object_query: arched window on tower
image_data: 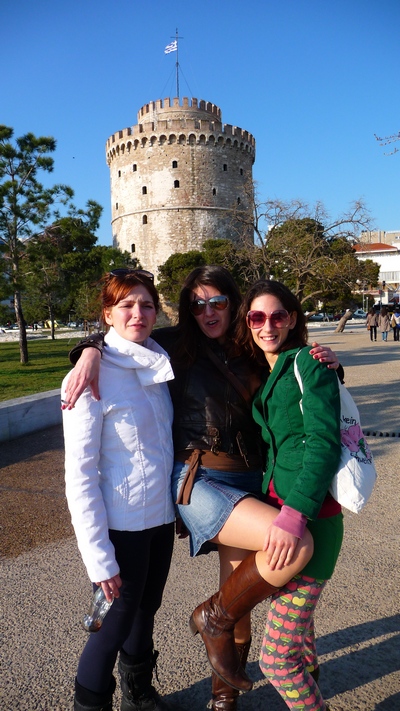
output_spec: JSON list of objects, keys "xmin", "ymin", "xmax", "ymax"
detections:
[
  {"xmin": 212, "ymin": 188, "xmax": 217, "ymax": 196},
  {"xmin": 174, "ymin": 180, "xmax": 180, "ymax": 188},
  {"xmin": 142, "ymin": 186, "xmax": 147, "ymax": 195},
  {"xmin": 240, "ymin": 168, "xmax": 243, "ymax": 175},
  {"xmin": 142, "ymin": 215, "xmax": 147, "ymax": 225},
  {"xmin": 172, "ymin": 160, "xmax": 178, "ymax": 168},
  {"xmin": 237, "ymin": 197, "xmax": 241, "ymax": 205},
  {"xmin": 115, "ymin": 202, "xmax": 119, "ymax": 210},
  {"xmin": 118, "ymin": 170, "xmax": 121, "ymax": 177},
  {"xmin": 131, "ymin": 244, "xmax": 135, "ymax": 253},
  {"xmin": 133, "ymin": 164, "xmax": 137, "ymax": 172},
  {"xmin": 223, "ymin": 164, "xmax": 227, "ymax": 171}
]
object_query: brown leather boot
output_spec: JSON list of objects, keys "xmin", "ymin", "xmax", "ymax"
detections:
[
  {"xmin": 189, "ymin": 552, "xmax": 279, "ymax": 691},
  {"xmin": 210, "ymin": 640, "xmax": 251, "ymax": 710}
]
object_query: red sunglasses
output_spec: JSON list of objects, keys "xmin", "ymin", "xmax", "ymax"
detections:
[{"xmin": 246, "ymin": 309, "xmax": 291, "ymax": 329}]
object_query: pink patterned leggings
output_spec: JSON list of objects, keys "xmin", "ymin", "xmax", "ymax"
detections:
[{"xmin": 259, "ymin": 574, "xmax": 328, "ymax": 710}]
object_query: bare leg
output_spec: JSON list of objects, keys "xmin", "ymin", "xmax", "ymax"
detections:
[
  {"xmin": 212, "ymin": 497, "xmax": 313, "ymax": 586},
  {"xmin": 190, "ymin": 498, "xmax": 313, "ymax": 691}
]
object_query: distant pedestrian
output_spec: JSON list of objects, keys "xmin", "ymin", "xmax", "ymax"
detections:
[
  {"xmin": 391, "ymin": 307, "xmax": 400, "ymax": 341},
  {"xmin": 378, "ymin": 307, "xmax": 390, "ymax": 342},
  {"xmin": 366, "ymin": 309, "xmax": 378, "ymax": 342}
]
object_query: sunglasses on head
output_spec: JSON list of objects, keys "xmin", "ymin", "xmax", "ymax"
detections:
[
  {"xmin": 190, "ymin": 295, "xmax": 229, "ymax": 316},
  {"xmin": 109, "ymin": 268, "xmax": 154, "ymax": 282},
  {"xmin": 246, "ymin": 309, "xmax": 291, "ymax": 329}
]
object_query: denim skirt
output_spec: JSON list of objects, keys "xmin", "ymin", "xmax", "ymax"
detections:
[{"xmin": 171, "ymin": 461, "xmax": 263, "ymax": 556}]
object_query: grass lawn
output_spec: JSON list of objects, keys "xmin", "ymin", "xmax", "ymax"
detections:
[{"xmin": 0, "ymin": 337, "xmax": 81, "ymax": 402}]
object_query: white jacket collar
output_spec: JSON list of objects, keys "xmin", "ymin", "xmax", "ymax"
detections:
[{"xmin": 103, "ymin": 327, "xmax": 174, "ymax": 386}]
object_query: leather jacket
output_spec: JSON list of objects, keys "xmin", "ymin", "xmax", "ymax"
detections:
[
  {"xmin": 153, "ymin": 327, "xmax": 264, "ymax": 464},
  {"xmin": 69, "ymin": 327, "xmax": 265, "ymax": 465}
]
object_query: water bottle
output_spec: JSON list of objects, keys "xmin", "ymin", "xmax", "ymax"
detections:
[{"xmin": 82, "ymin": 587, "xmax": 113, "ymax": 632}]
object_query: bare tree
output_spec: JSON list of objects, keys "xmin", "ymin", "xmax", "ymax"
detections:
[
  {"xmin": 228, "ymin": 180, "xmax": 374, "ymax": 309},
  {"xmin": 375, "ymin": 131, "xmax": 400, "ymax": 155}
]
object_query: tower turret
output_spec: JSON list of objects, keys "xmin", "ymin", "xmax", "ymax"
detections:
[{"xmin": 106, "ymin": 97, "xmax": 255, "ymax": 278}]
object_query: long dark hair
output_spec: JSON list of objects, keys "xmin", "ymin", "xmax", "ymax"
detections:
[
  {"xmin": 172, "ymin": 265, "xmax": 243, "ymax": 365},
  {"xmin": 235, "ymin": 279, "xmax": 308, "ymax": 364}
]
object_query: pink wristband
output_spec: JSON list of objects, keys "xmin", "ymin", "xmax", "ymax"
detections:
[{"xmin": 273, "ymin": 505, "xmax": 307, "ymax": 539}]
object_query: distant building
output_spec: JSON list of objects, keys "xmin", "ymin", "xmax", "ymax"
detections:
[
  {"xmin": 106, "ymin": 97, "xmax": 256, "ymax": 279},
  {"xmin": 354, "ymin": 241, "xmax": 400, "ymax": 304},
  {"xmin": 359, "ymin": 229, "xmax": 400, "ymax": 245}
]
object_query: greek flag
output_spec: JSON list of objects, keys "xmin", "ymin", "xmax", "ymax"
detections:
[{"xmin": 164, "ymin": 40, "xmax": 177, "ymax": 54}]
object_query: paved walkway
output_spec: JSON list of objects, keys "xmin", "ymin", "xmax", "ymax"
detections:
[{"xmin": 0, "ymin": 323, "xmax": 399, "ymax": 710}]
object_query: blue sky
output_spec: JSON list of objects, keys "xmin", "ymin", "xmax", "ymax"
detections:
[{"xmin": 2, "ymin": 0, "xmax": 399, "ymax": 246}]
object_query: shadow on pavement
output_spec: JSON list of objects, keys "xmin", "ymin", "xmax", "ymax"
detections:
[{"xmin": 0, "ymin": 424, "xmax": 73, "ymax": 558}]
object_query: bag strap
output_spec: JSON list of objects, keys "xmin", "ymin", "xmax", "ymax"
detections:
[
  {"xmin": 293, "ymin": 351, "xmax": 305, "ymax": 413},
  {"xmin": 205, "ymin": 346, "xmax": 252, "ymax": 408}
]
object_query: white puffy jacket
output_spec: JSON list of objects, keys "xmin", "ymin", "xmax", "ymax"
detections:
[{"xmin": 62, "ymin": 327, "xmax": 175, "ymax": 583}]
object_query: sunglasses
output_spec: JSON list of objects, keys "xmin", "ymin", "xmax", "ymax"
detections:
[
  {"xmin": 246, "ymin": 309, "xmax": 291, "ymax": 329},
  {"xmin": 190, "ymin": 295, "xmax": 229, "ymax": 316},
  {"xmin": 109, "ymin": 269, "xmax": 154, "ymax": 282}
]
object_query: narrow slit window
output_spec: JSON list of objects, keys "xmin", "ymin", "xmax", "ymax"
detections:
[
  {"xmin": 142, "ymin": 186, "xmax": 147, "ymax": 195},
  {"xmin": 174, "ymin": 180, "xmax": 180, "ymax": 188},
  {"xmin": 142, "ymin": 215, "xmax": 147, "ymax": 224}
]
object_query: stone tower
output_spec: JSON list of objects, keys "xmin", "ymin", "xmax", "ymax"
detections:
[{"xmin": 106, "ymin": 97, "xmax": 256, "ymax": 279}]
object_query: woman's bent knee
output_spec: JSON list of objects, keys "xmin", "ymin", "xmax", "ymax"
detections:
[{"xmin": 297, "ymin": 526, "xmax": 314, "ymax": 568}]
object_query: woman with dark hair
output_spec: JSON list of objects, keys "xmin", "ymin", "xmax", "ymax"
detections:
[
  {"xmin": 232, "ymin": 279, "xmax": 343, "ymax": 711},
  {"xmin": 64, "ymin": 266, "xmax": 339, "ymax": 710},
  {"xmin": 62, "ymin": 270, "xmax": 176, "ymax": 711},
  {"xmin": 378, "ymin": 306, "xmax": 390, "ymax": 341},
  {"xmin": 366, "ymin": 308, "xmax": 378, "ymax": 342}
]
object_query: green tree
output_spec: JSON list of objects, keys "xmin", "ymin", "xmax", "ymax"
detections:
[
  {"xmin": 158, "ymin": 251, "xmax": 206, "ymax": 303},
  {"xmin": 157, "ymin": 239, "xmax": 250, "ymax": 303},
  {"xmin": 0, "ymin": 125, "xmax": 73, "ymax": 362},
  {"xmin": 71, "ymin": 245, "xmax": 139, "ymax": 326},
  {"xmin": 23, "ymin": 212, "xmax": 137, "ymax": 335}
]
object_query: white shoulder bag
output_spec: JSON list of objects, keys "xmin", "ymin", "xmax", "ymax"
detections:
[{"xmin": 294, "ymin": 352, "xmax": 377, "ymax": 513}]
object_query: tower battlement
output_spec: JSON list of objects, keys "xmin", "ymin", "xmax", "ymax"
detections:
[
  {"xmin": 106, "ymin": 96, "xmax": 255, "ymax": 161},
  {"xmin": 138, "ymin": 96, "xmax": 222, "ymax": 121}
]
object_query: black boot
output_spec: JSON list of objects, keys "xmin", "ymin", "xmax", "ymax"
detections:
[
  {"xmin": 74, "ymin": 676, "xmax": 115, "ymax": 711},
  {"xmin": 118, "ymin": 648, "xmax": 171, "ymax": 711}
]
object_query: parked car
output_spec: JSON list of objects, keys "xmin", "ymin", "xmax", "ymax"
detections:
[
  {"xmin": 306, "ymin": 312, "xmax": 332, "ymax": 322},
  {"xmin": 307, "ymin": 312, "xmax": 324, "ymax": 321},
  {"xmin": 352, "ymin": 309, "xmax": 367, "ymax": 319}
]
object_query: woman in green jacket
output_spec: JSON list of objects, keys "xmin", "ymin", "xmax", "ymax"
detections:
[{"xmin": 233, "ymin": 278, "xmax": 343, "ymax": 711}]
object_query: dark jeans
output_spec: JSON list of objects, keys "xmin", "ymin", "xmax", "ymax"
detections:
[
  {"xmin": 394, "ymin": 327, "xmax": 399, "ymax": 341},
  {"xmin": 77, "ymin": 522, "xmax": 175, "ymax": 694},
  {"xmin": 369, "ymin": 326, "xmax": 377, "ymax": 341}
]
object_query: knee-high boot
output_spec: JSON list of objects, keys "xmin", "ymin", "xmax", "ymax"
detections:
[
  {"xmin": 74, "ymin": 676, "xmax": 116, "ymax": 711},
  {"xmin": 210, "ymin": 640, "xmax": 251, "ymax": 711},
  {"xmin": 189, "ymin": 552, "xmax": 279, "ymax": 691},
  {"xmin": 118, "ymin": 647, "xmax": 172, "ymax": 711}
]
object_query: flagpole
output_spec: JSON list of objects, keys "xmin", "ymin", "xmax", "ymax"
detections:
[{"xmin": 175, "ymin": 28, "xmax": 179, "ymax": 98}]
